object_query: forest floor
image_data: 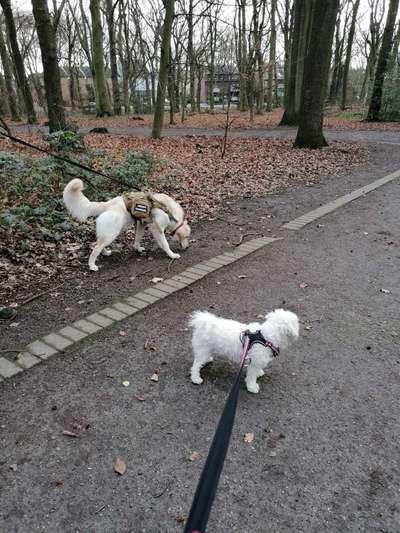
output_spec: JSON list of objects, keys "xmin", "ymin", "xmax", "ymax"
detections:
[
  {"xmin": 9, "ymin": 106, "xmax": 400, "ymax": 132},
  {"xmin": 1, "ymin": 129, "xmax": 365, "ymax": 307},
  {"xmin": 66, "ymin": 107, "xmax": 400, "ymax": 131}
]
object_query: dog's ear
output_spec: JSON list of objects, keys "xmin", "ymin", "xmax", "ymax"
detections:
[{"xmin": 285, "ymin": 312, "xmax": 299, "ymax": 340}]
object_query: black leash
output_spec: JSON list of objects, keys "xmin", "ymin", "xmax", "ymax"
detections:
[
  {"xmin": 0, "ymin": 129, "xmax": 140, "ymax": 191},
  {"xmin": 184, "ymin": 334, "xmax": 251, "ymax": 533},
  {"xmin": 184, "ymin": 330, "xmax": 280, "ymax": 533}
]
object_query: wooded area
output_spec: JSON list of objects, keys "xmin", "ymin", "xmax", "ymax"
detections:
[{"xmin": 0, "ymin": 0, "xmax": 399, "ymax": 147}]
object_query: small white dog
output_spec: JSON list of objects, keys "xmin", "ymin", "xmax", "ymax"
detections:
[
  {"xmin": 63, "ymin": 178, "xmax": 191, "ymax": 271},
  {"xmin": 189, "ymin": 309, "xmax": 299, "ymax": 393}
]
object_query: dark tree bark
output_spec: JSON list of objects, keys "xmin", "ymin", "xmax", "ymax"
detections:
[
  {"xmin": 237, "ymin": 0, "xmax": 248, "ymax": 111},
  {"xmin": 278, "ymin": 0, "xmax": 291, "ymax": 109},
  {"xmin": 31, "ymin": 0, "xmax": 67, "ymax": 132},
  {"xmin": 0, "ymin": 0, "xmax": 36, "ymax": 123},
  {"xmin": 367, "ymin": 0, "xmax": 400, "ymax": 120},
  {"xmin": 90, "ymin": 0, "xmax": 112, "ymax": 116},
  {"xmin": 280, "ymin": 0, "xmax": 310, "ymax": 126},
  {"xmin": 341, "ymin": 0, "xmax": 361, "ymax": 110},
  {"xmin": 151, "ymin": 0, "xmax": 174, "ymax": 139},
  {"xmin": 0, "ymin": 23, "xmax": 19, "ymax": 120},
  {"xmin": 295, "ymin": 0, "xmax": 340, "ymax": 148},
  {"xmin": 105, "ymin": 0, "xmax": 121, "ymax": 115},
  {"xmin": 266, "ymin": 0, "xmax": 277, "ymax": 112}
]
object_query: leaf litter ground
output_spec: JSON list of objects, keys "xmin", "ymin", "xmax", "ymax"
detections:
[{"xmin": 0, "ymin": 133, "xmax": 365, "ymax": 306}]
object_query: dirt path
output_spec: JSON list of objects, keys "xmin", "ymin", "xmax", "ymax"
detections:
[
  {"xmin": 12, "ymin": 121, "xmax": 400, "ymax": 144},
  {"xmin": 0, "ymin": 141, "xmax": 399, "ymax": 531}
]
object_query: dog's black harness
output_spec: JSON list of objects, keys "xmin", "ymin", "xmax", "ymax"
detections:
[{"xmin": 240, "ymin": 329, "xmax": 280, "ymax": 357}]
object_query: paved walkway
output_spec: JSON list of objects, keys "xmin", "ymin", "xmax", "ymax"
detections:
[
  {"xmin": 13, "ymin": 122, "xmax": 400, "ymax": 145},
  {"xmin": 1, "ymin": 147, "xmax": 399, "ymax": 532}
]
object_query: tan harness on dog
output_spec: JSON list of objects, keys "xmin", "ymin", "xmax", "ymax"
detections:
[{"xmin": 122, "ymin": 191, "xmax": 177, "ymax": 223}]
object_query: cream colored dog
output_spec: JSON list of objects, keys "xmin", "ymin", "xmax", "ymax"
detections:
[{"xmin": 63, "ymin": 178, "xmax": 191, "ymax": 271}]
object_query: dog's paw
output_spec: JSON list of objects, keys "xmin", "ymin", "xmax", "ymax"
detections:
[
  {"xmin": 135, "ymin": 246, "xmax": 146, "ymax": 253},
  {"xmin": 246, "ymin": 383, "xmax": 260, "ymax": 394},
  {"xmin": 89, "ymin": 264, "xmax": 99, "ymax": 272},
  {"xmin": 169, "ymin": 252, "xmax": 181, "ymax": 260},
  {"xmin": 191, "ymin": 376, "xmax": 203, "ymax": 385}
]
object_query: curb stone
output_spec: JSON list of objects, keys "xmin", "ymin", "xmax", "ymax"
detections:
[{"xmin": 0, "ymin": 235, "xmax": 280, "ymax": 380}]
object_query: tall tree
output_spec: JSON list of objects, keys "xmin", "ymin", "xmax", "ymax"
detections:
[
  {"xmin": 295, "ymin": 0, "xmax": 340, "ymax": 148},
  {"xmin": 152, "ymin": 0, "xmax": 174, "ymax": 139},
  {"xmin": 266, "ymin": 0, "xmax": 277, "ymax": 112},
  {"xmin": 105, "ymin": 0, "xmax": 121, "ymax": 115},
  {"xmin": 341, "ymin": 0, "xmax": 361, "ymax": 110},
  {"xmin": 0, "ymin": 22, "xmax": 19, "ymax": 120},
  {"xmin": 280, "ymin": 0, "xmax": 313, "ymax": 126},
  {"xmin": 0, "ymin": 0, "xmax": 36, "ymax": 123},
  {"xmin": 31, "ymin": 0, "xmax": 67, "ymax": 132},
  {"xmin": 90, "ymin": 0, "xmax": 112, "ymax": 116},
  {"xmin": 367, "ymin": 0, "xmax": 399, "ymax": 120}
]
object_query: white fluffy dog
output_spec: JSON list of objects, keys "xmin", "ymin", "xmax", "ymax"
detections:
[
  {"xmin": 189, "ymin": 309, "xmax": 299, "ymax": 393},
  {"xmin": 63, "ymin": 178, "xmax": 191, "ymax": 271}
]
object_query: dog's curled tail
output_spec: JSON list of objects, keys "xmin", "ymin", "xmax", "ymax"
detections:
[{"xmin": 63, "ymin": 178, "xmax": 106, "ymax": 222}]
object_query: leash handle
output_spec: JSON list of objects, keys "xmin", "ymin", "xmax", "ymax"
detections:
[{"xmin": 184, "ymin": 336, "xmax": 251, "ymax": 533}]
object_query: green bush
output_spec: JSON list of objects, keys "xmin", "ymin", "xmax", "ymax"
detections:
[
  {"xmin": 103, "ymin": 150, "xmax": 156, "ymax": 190},
  {"xmin": 0, "ymin": 145, "xmax": 179, "ymax": 245},
  {"xmin": 43, "ymin": 130, "xmax": 85, "ymax": 153}
]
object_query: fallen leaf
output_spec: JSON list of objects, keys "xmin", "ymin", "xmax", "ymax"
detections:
[
  {"xmin": 189, "ymin": 451, "xmax": 202, "ymax": 461},
  {"xmin": 244, "ymin": 432, "xmax": 254, "ymax": 444},
  {"xmin": 114, "ymin": 457, "xmax": 126, "ymax": 475},
  {"xmin": 62, "ymin": 430, "xmax": 78, "ymax": 437},
  {"xmin": 176, "ymin": 512, "xmax": 186, "ymax": 524},
  {"xmin": 55, "ymin": 479, "xmax": 64, "ymax": 486},
  {"xmin": 134, "ymin": 394, "xmax": 146, "ymax": 401}
]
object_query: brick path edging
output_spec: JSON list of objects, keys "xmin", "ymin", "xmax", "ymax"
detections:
[{"xmin": 0, "ymin": 237, "xmax": 279, "ymax": 380}]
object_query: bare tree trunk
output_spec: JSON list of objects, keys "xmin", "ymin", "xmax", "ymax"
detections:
[
  {"xmin": 295, "ymin": 0, "xmax": 340, "ymax": 148},
  {"xmin": 280, "ymin": 0, "xmax": 291, "ymax": 109},
  {"xmin": 238, "ymin": 0, "xmax": 248, "ymax": 112},
  {"xmin": 266, "ymin": 0, "xmax": 277, "ymax": 112},
  {"xmin": 0, "ymin": 0, "xmax": 36, "ymax": 123},
  {"xmin": 341, "ymin": 0, "xmax": 361, "ymax": 110},
  {"xmin": 152, "ymin": 0, "xmax": 174, "ymax": 138},
  {"xmin": 367, "ymin": 0, "xmax": 400, "ymax": 120},
  {"xmin": 90, "ymin": 0, "xmax": 112, "ymax": 116},
  {"xmin": 31, "ymin": 0, "xmax": 67, "ymax": 132},
  {"xmin": 208, "ymin": 14, "xmax": 216, "ymax": 111},
  {"xmin": 105, "ymin": 0, "xmax": 121, "ymax": 115},
  {"xmin": 187, "ymin": 0, "xmax": 195, "ymax": 113},
  {"xmin": 279, "ymin": 0, "xmax": 304, "ymax": 125},
  {"xmin": 0, "ymin": 23, "xmax": 19, "ymax": 120}
]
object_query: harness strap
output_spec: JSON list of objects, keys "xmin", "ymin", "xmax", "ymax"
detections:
[
  {"xmin": 240, "ymin": 329, "xmax": 280, "ymax": 357},
  {"xmin": 170, "ymin": 219, "xmax": 187, "ymax": 237}
]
